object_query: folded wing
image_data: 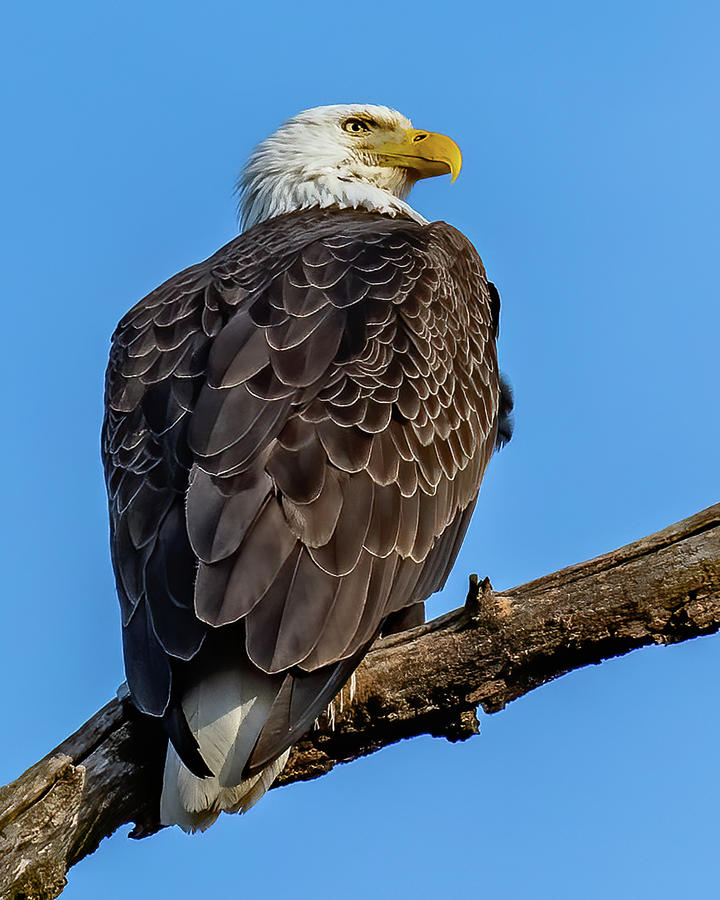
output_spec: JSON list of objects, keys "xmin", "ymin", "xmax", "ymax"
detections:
[{"xmin": 102, "ymin": 207, "xmax": 502, "ymax": 788}]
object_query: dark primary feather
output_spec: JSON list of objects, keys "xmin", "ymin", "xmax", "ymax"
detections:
[
  {"xmin": 102, "ymin": 207, "xmax": 507, "ymax": 777},
  {"xmin": 496, "ymin": 374, "xmax": 515, "ymax": 449}
]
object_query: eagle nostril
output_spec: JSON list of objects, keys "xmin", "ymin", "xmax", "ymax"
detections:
[{"xmin": 413, "ymin": 133, "xmax": 428, "ymax": 142}]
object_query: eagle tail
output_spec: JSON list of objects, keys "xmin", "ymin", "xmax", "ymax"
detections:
[{"xmin": 159, "ymin": 662, "xmax": 289, "ymax": 833}]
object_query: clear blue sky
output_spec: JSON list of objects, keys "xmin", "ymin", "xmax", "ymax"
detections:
[{"xmin": 1, "ymin": 1, "xmax": 718, "ymax": 897}]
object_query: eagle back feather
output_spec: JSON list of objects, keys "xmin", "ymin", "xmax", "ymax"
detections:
[{"xmin": 102, "ymin": 207, "xmax": 503, "ymax": 827}]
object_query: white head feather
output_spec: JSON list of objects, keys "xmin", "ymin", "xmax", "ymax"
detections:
[{"xmin": 238, "ymin": 104, "xmax": 429, "ymax": 231}]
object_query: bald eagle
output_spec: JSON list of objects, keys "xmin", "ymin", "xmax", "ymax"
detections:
[{"xmin": 103, "ymin": 104, "xmax": 512, "ymax": 831}]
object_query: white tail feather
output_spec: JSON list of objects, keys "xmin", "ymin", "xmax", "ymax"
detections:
[{"xmin": 160, "ymin": 665, "xmax": 289, "ymax": 833}]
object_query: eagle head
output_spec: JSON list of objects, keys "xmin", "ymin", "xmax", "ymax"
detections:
[{"xmin": 238, "ymin": 104, "xmax": 462, "ymax": 230}]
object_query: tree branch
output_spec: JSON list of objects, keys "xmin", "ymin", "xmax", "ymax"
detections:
[{"xmin": 2, "ymin": 502, "xmax": 719, "ymax": 900}]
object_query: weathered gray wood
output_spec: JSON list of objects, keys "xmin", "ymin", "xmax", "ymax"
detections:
[{"xmin": 1, "ymin": 502, "xmax": 718, "ymax": 900}]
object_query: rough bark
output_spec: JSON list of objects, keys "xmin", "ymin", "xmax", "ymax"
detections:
[{"xmin": 1, "ymin": 502, "xmax": 718, "ymax": 899}]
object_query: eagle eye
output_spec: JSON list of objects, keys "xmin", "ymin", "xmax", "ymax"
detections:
[{"xmin": 342, "ymin": 117, "xmax": 372, "ymax": 135}]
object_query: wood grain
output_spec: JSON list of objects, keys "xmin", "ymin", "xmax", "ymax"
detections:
[{"xmin": 1, "ymin": 502, "xmax": 718, "ymax": 899}]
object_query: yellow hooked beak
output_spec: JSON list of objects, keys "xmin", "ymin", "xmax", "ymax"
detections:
[{"xmin": 374, "ymin": 129, "xmax": 462, "ymax": 182}]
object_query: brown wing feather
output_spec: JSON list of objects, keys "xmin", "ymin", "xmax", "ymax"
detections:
[{"xmin": 102, "ymin": 207, "xmax": 503, "ymax": 775}]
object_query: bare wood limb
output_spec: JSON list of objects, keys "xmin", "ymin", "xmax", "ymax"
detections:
[{"xmin": 1, "ymin": 502, "xmax": 718, "ymax": 899}]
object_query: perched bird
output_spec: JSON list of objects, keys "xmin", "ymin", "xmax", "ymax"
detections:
[{"xmin": 102, "ymin": 104, "xmax": 513, "ymax": 831}]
